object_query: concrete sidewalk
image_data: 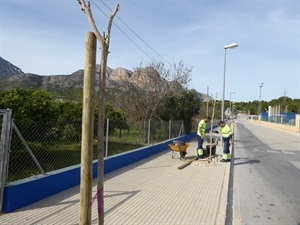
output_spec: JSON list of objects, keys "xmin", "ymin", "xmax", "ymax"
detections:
[{"xmin": 0, "ymin": 138, "xmax": 230, "ymax": 225}]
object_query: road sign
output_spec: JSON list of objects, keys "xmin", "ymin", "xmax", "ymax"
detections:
[{"xmin": 225, "ymin": 107, "xmax": 231, "ymax": 116}]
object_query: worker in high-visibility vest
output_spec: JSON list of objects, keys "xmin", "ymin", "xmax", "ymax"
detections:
[
  {"xmin": 217, "ymin": 120, "xmax": 233, "ymax": 162},
  {"xmin": 197, "ymin": 116, "xmax": 211, "ymax": 158}
]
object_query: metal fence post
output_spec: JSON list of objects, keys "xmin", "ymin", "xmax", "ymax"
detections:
[
  {"xmin": 178, "ymin": 120, "xmax": 184, "ymax": 136},
  {"xmin": 169, "ymin": 120, "xmax": 172, "ymax": 139},
  {"xmin": 147, "ymin": 119, "xmax": 151, "ymax": 146},
  {"xmin": 105, "ymin": 118, "xmax": 109, "ymax": 158},
  {"xmin": 0, "ymin": 109, "xmax": 12, "ymax": 213},
  {"xmin": 12, "ymin": 121, "xmax": 45, "ymax": 174}
]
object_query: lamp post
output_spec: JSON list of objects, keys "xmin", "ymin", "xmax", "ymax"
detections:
[
  {"xmin": 206, "ymin": 86, "xmax": 209, "ymax": 116},
  {"xmin": 222, "ymin": 43, "xmax": 238, "ymax": 121},
  {"xmin": 258, "ymin": 83, "xmax": 264, "ymax": 115},
  {"xmin": 230, "ymin": 91, "xmax": 236, "ymax": 116}
]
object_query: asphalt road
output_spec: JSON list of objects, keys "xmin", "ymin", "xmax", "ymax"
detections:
[{"xmin": 227, "ymin": 117, "xmax": 300, "ymax": 225}]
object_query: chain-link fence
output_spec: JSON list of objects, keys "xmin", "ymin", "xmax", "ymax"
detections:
[
  {"xmin": 261, "ymin": 115, "xmax": 296, "ymax": 125},
  {"xmin": 1, "ymin": 111, "xmax": 194, "ymax": 184},
  {"xmin": 251, "ymin": 114, "xmax": 296, "ymax": 126}
]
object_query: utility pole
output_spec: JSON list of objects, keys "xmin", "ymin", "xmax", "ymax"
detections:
[
  {"xmin": 284, "ymin": 88, "xmax": 288, "ymax": 113},
  {"xmin": 258, "ymin": 83, "xmax": 264, "ymax": 115},
  {"xmin": 230, "ymin": 91, "xmax": 235, "ymax": 116},
  {"xmin": 206, "ymin": 86, "xmax": 209, "ymax": 116}
]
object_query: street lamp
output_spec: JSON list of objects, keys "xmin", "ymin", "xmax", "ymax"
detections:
[
  {"xmin": 230, "ymin": 91, "xmax": 236, "ymax": 115},
  {"xmin": 222, "ymin": 43, "xmax": 238, "ymax": 121},
  {"xmin": 258, "ymin": 83, "xmax": 264, "ymax": 115}
]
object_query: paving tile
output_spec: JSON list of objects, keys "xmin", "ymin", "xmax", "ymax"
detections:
[{"xmin": 0, "ymin": 139, "xmax": 229, "ymax": 225}]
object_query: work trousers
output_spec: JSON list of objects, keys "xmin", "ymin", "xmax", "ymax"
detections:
[
  {"xmin": 196, "ymin": 135, "xmax": 204, "ymax": 156},
  {"xmin": 196, "ymin": 135, "xmax": 204, "ymax": 150},
  {"xmin": 222, "ymin": 137, "xmax": 231, "ymax": 159}
]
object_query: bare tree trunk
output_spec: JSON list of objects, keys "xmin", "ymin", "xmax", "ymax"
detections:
[
  {"xmin": 96, "ymin": 43, "xmax": 108, "ymax": 225},
  {"xmin": 77, "ymin": 2, "xmax": 119, "ymax": 225}
]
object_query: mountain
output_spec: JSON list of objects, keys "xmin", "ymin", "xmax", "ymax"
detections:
[
  {"xmin": 0, "ymin": 57, "xmax": 24, "ymax": 76},
  {"xmin": 0, "ymin": 59, "xmax": 115, "ymax": 96},
  {"xmin": 0, "ymin": 57, "xmax": 211, "ymax": 101}
]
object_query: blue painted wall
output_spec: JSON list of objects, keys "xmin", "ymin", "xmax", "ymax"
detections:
[{"xmin": 3, "ymin": 133, "xmax": 196, "ymax": 213}]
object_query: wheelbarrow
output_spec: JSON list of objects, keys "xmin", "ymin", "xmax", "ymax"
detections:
[{"xmin": 168, "ymin": 141, "xmax": 189, "ymax": 160}]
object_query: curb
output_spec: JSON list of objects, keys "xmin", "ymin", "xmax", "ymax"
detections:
[{"xmin": 215, "ymin": 160, "xmax": 231, "ymax": 224}]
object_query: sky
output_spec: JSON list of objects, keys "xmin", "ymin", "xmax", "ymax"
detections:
[{"xmin": 1, "ymin": 0, "xmax": 299, "ymax": 102}]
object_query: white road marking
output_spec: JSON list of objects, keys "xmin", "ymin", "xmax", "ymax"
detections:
[
  {"xmin": 282, "ymin": 150, "xmax": 295, "ymax": 155},
  {"xmin": 267, "ymin": 150, "xmax": 281, "ymax": 154},
  {"xmin": 267, "ymin": 150, "xmax": 296, "ymax": 154}
]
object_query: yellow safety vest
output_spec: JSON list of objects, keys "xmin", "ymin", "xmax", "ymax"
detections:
[
  {"xmin": 219, "ymin": 124, "xmax": 232, "ymax": 138},
  {"xmin": 197, "ymin": 119, "xmax": 206, "ymax": 137}
]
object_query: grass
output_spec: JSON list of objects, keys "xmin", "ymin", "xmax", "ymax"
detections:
[
  {"xmin": 7, "ymin": 130, "xmax": 145, "ymax": 182},
  {"xmin": 108, "ymin": 128, "xmax": 143, "ymax": 144}
]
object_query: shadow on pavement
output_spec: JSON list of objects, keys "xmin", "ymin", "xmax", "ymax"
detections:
[{"xmin": 233, "ymin": 158, "xmax": 260, "ymax": 166}]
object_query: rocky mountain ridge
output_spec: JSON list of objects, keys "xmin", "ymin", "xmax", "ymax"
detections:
[
  {"xmin": 0, "ymin": 57, "xmax": 24, "ymax": 76},
  {"xmin": 0, "ymin": 57, "xmax": 211, "ymax": 101},
  {"xmin": 0, "ymin": 66, "xmax": 158, "ymax": 92},
  {"xmin": 0, "ymin": 57, "xmax": 146, "ymax": 91}
]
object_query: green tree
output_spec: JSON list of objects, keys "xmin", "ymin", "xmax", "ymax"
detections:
[
  {"xmin": 56, "ymin": 101, "xmax": 83, "ymax": 122},
  {"xmin": 230, "ymin": 96, "xmax": 300, "ymax": 115},
  {"xmin": 104, "ymin": 103, "xmax": 128, "ymax": 137},
  {"xmin": 158, "ymin": 89, "xmax": 201, "ymax": 133},
  {"xmin": 288, "ymin": 99, "xmax": 300, "ymax": 113},
  {"xmin": 0, "ymin": 87, "xmax": 56, "ymax": 141},
  {"xmin": 0, "ymin": 87, "xmax": 55, "ymax": 122}
]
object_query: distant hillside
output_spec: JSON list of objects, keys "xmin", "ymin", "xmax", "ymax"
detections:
[{"xmin": 0, "ymin": 57, "xmax": 213, "ymax": 101}]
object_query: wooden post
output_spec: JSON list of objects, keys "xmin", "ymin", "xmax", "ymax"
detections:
[
  {"xmin": 177, "ymin": 157, "xmax": 198, "ymax": 170},
  {"xmin": 76, "ymin": 3, "xmax": 119, "ymax": 224},
  {"xmin": 206, "ymin": 86, "xmax": 209, "ymax": 116},
  {"xmin": 209, "ymin": 94, "xmax": 217, "ymax": 162},
  {"xmin": 79, "ymin": 32, "xmax": 97, "ymax": 225}
]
